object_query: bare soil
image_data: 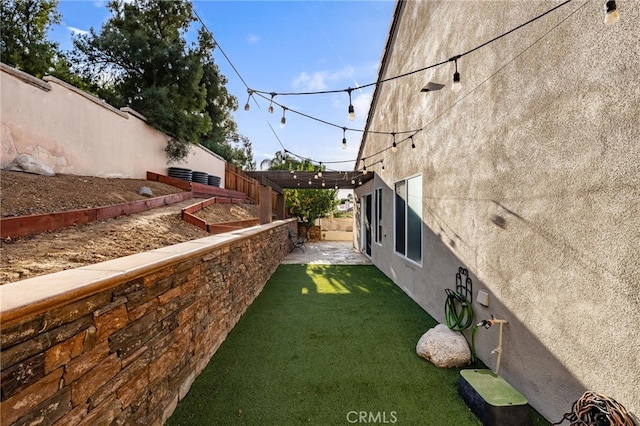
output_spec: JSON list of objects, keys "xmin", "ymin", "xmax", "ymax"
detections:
[{"xmin": 0, "ymin": 170, "xmax": 258, "ymax": 284}]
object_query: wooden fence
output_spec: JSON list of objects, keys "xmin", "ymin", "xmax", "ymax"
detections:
[{"xmin": 225, "ymin": 164, "xmax": 260, "ymax": 203}]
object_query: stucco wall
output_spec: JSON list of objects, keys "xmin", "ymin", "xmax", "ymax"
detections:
[
  {"xmin": 0, "ymin": 220, "xmax": 294, "ymax": 425},
  {"xmin": 0, "ymin": 64, "xmax": 225, "ymax": 182},
  {"xmin": 356, "ymin": 0, "xmax": 639, "ymax": 422}
]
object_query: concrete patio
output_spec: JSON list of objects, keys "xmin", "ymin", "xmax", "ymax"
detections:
[{"xmin": 281, "ymin": 241, "xmax": 371, "ymax": 265}]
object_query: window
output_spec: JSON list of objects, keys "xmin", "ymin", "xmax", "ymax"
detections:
[
  {"xmin": 394, "ymin": 175, "xmax": 422, "ymax": 263},
  {"xmin": 374, "ymin": 187, "xmax": 382, "ymax": 244}
]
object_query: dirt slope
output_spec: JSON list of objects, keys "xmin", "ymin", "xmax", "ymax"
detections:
[{"xmin": 0, "ymin": 170, "xmax": 258, "ymax": 284}]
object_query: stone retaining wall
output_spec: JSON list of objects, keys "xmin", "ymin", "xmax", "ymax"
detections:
[{"xmin": 0, "ymin": 220, "xmax": 294, "ymax": 425}]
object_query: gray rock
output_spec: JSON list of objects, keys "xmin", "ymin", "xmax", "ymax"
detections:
[
  {"xmin": 138, "ymin": 186, "xmax": 153, "ymax": 197},
  {"xmin": 416, "ymin": 324, "xmax": 471, "ymax": 368},
  {"xmin": 4, "ymin": 153, "xmax": 55, "ymax": 176}
]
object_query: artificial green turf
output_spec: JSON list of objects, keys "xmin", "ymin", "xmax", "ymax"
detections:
[{"xmin": 166, "ymin": 265, "xmax": 547, "ymax": 425}]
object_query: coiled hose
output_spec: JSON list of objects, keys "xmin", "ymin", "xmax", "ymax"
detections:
[
  {"xmin": 444, "ymin": 288, "xmax": 477, "ymax": 362},
  {"xmin": 552, "ymin": 391, "xmax": 637, "ymax": 426}
]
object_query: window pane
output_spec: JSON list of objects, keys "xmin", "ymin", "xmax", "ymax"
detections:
[
  {"xmin": 395, "ymin": 181, "xmax": 406, "ymax": 255},
  {"xmin": 407, "ymin": 176, "xmax": 422, "ymax": 262}
]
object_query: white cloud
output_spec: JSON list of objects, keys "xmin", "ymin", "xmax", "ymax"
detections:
[
  {"xmin": 291, "ymin": 66, "xmax": 356, "ymax": 92},
  {"xmin": 352, "ymin": 91, "xmax": 372, "ymax": 119},
  {"xmin": 246, "ymin": 33, "xmax": 260, "ymax": 44},
  {"xmin": 292, "ymin": 71, "xmax": 328, "ymax": 92},
  {"xmin": 67, "ymin": 26, "xmax": 89, "ymax": 36}
]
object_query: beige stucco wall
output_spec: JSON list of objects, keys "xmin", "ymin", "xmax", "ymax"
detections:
[
  {"xmin": 0, "ymin": 64, "xmax": 225, "ymax": 181},
  {"xmin": 317, "ymin": 218, "xmax": 353, "ymax": 241},
  {"xmin": 356, "ymin": 0, "xmax": 639, "ymax": 422}
]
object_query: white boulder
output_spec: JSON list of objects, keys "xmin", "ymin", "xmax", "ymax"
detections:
[
  {"xmin": 4, "ymin": 153, "xmax": 55, "ymax": 176},
  {"xmin": 416, "ymin": 324, "xmax": 471, "ymax": 368}
]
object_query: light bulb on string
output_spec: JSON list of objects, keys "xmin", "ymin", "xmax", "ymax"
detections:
[
  {"xmin": 280, "ymin": 107, "xmax": 287, "ymax": 128},
  {"xmin": 604, "ymin": 1, "xmax": 619, "ymax": 25},
  {"xmin": 268, "ymin": 93, "xmax": 275, "ymax": 114},
  {"xmin": 381, "ymin": 160, "xmax": 385, "ymax": 170},
  {"xmin": 244, "ymin": 89, "xmax": 253, "ymax": 111},
  {"xmin": 342, "ymin": 127, "xmax": 347, "ymax": 150},
  {"xmin": 351, "ymin": 177, "xmax": 356, "ymax": 185},
  {"xmin": 322, "ymin": 181, "xmax": 326, "ymax": 187},
  {"xmin": 451, "ymin": 57, "xmax": 462, "ymax": 93},
  {"xmin": 391, "ymin": 133, "xmax": 397, "ymax": 153},
  {"xmin": 335, "ymin": 183, "xmax": 339, "ymax": 190},
  {"xmin": 318, "ymin": 163, "xmax": 323, "ymax": 178},
  {"xmin": 347, "ymin": 88, "xmax": 356, "ymax": 121},
  {"xmin": 410, "ymin": 135, "xmax": 416, "ymax": 150}
]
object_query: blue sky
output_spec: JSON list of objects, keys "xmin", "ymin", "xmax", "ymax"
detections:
[{"xmin": 49, "ymin": 1, "xmax": 396, "ymax": 171}]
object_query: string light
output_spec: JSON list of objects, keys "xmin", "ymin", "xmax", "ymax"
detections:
[
  {"xmin": 268, "ymin": 93, "xmax": 275, "ymax": 113},
  {"xmin": 604, "ymin": 1, "xmax": 619, "ymax": 25},
  {"xmin": 451, "ymin": 56, "xmax": 462, "ymax": 93},
  {"xmin": 342, "ymin": 127, "xmax": 347, "ymax": 150},
  {"xmin": 410, "ymin": 135, "xmax": 416, "ymax": 150},
  {"xmin": 347, "ymin": 88, "xmax": 356, "ymax": 121},
  {"xmin": 214, "ymin": 0, "xmax": 583, "ymax": 168},
  {"xmin": 318, "ymin": 163, "xmax": 323, "ymax": 178},
  {"xmin": 280, "ymin": 107, "xmax": 287, "ymax": 127},
  {"xmin": 391, "ymin": 133, "xmax": 397, "ymax": 153},
  {"xmin": 244, "ymin": 89, "xmax": 253, "ymax": 111}
]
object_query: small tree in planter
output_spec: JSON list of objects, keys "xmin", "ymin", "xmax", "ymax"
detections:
[{"xmin": 285, "ymin": 187, "xmax": 338, "ymax": 240}]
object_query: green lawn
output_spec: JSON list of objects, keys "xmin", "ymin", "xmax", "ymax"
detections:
[{"xmin": 167, "ymin": 264, "xmax": 547, "ymax": 425}]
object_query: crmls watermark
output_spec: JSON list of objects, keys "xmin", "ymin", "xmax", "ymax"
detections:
[{"xmin": 346, "ymin": 411, "xmax": 398, "ymax": 424}]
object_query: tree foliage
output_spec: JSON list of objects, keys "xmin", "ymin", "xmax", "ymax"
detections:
[
  {"xmin": 0, "ymin": 0, "xmax": 62, "ymax": 77},
  {"xmin": 260, "ymin": 150, "xmax": 298, "ymax": 171},
  {"xmin": 71, "ymin": 0, "xmax": 253, "ymax": 168},
  {"xmin": 285, "ymin": 187, "xmax": 338, "ymax": 230}
]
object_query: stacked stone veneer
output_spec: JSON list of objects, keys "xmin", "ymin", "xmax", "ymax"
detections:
[{"xmin": 0, "ymin": 220, "xmax": 294, "ymax": 425}]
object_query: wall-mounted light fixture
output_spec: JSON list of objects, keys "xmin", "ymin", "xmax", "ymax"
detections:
[{"xmin": 421, "ymin": 81, "xmax": 445, "ymax": 92}]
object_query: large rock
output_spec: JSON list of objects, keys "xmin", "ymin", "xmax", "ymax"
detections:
[
  {"xmin": 416, "ymin": 324, "xmax": 471, "ymax": 368},
  {"xmin": 4, "ymin": 153, "xmax": 55, "ymax": 176}
]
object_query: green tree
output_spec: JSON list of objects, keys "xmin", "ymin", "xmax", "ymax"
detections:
[
  {"xmin": 71, "ymin": 0, "xmax": 251, "ymax": 166},
  {"xmin": 0, "ymin": 0, "xmax": 61, "ymax": 77},
  {"xmin": 259, "ymin": 150, "xmax": 298, "ymax": 171},
  {"xmin": 198, "ymin": 56, "xmax": 253, "ymax": 170},
  {"xmin": 285, "ymin": 187, "xmax": 338, "ymax": 234}
]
